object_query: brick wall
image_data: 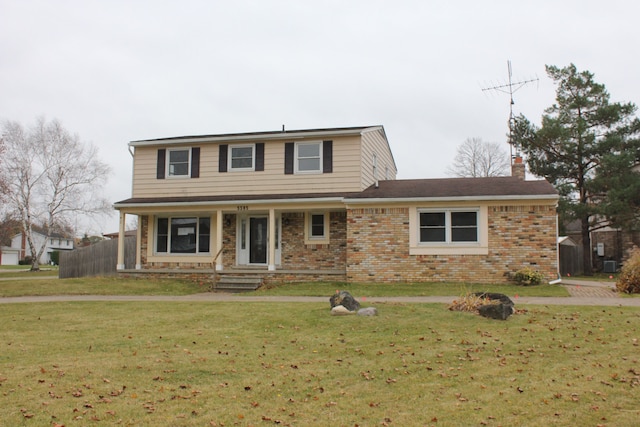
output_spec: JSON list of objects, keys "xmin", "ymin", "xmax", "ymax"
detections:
[
  {"xmin": 346, "ymin": 204, "xmax": 558, "ymax": 284},
  {"xmin": 281, "ymin": 212, "xmax": 346, "ymax": 270}
]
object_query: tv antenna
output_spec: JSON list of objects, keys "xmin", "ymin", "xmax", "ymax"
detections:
[{"xmin": 482, "ymin": 60, "xmax": 538, "ymax": 163}]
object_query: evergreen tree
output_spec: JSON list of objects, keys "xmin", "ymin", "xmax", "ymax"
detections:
[{"xmin": 512, "ymin": 64, "xmax": 640, "ymax": 274}]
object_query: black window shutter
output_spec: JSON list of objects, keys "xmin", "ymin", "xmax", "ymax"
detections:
[
  {"xmin": 156, "ymin": 149, "xmax": 166, "ymax": 179},
  {"xmin": 323, "ymin": 140, "xmax": 333, "ymax": 173},
  {"xmin": 284, "ymin": 142, "xmax": 294, "ymax": 174},
  {"xmin": 191, "ymin": 147, "xmax": 200, "ymax": 178},
  {"xmin": 219, "ymin": 144, "xmax": 228, "ymax": 172},
  {"xmin": 255, "ymin": 143, "xmax": 265, "ymax": 171}
]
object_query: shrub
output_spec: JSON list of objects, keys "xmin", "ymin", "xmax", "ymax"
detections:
[
  {"xmin": 513, "ymin": 267, "xmax": 545, "ymax": 286},
  {"xmin": 19, "ymin": 256, "xmax": 33, "ymax": 266},
  {"xmin": 448, "ymin": 292, "xmax": 497, "ymax": 312},
  {"xmin": 617, "ymin": 251, "xmax": 640, "ymax": 294}
]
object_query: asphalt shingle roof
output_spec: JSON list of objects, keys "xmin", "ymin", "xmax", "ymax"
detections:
[
  {"xmin": 348, "ymin": 177, "xmax": 558, "ymax": 199},
  {"xmin": 114, "ymin": 177, "xmax": 557, "ymax": 207}
]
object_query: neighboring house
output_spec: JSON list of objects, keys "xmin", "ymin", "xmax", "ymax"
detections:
[
  {"xmin": 565, "ymin": 222, "xmax": 640, "ymax": 274},
  {"xmin": 113, "ymin": 125, "xmax": 559, "ymax": 285},
  {"xmin": 7, "ymin": 229, "xmax": 74, "ymax": 265}
]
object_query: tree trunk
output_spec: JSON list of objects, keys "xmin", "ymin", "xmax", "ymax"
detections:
[{"xmin": 581, "ymin": 218, "xmax": 592, "ymax": 276}]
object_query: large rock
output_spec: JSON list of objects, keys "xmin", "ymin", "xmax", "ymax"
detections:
[
  {"xmin": 474, "ymin": 292, "xmax": 515, "ymax": 320},
  {"xmin": 473, "ymin": 292, "xmax": 514, "ymax": 306},
  {"xmin": 478, "ymin": 303, "xmax": 514, "ymax": 320},
  {"xmin": 329, "ymin": 291, "xmax": 360, "ymax": 312}
]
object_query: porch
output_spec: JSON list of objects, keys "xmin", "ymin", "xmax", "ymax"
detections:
[{"xmin": 114, "ymin": 203, "xmax": 348, "ymax": 282}]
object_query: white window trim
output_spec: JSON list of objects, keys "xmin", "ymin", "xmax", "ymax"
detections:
[
  {"xmin": 294, "ymin": 141, "xmax": 323, "ymax": 174},
  {"xmin": 153, "ymin": 216, "xmax": 212, "ymax": 255},
  {"xmin": 166, "ymin": 147, "xmax": 191, "ymax": 178},
  {"xmin": 304, "ymin": 212, "xmax": 330, "ymax": 245},
  {"xmin": 228, "ymin": 144, "xmax": 255, "ymax": 172},
  {"xmin": 409, "ymin": 206, "xmax": 488, "ymax": 255}
]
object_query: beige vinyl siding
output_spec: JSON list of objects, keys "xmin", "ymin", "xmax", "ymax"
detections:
[
  {"xmin": 360, "ymin": 128, "xmax": 397, "ymax": 189},
  {"xmin": 131, "ymin": 135, "xmax": 365, "ymax": 198}
]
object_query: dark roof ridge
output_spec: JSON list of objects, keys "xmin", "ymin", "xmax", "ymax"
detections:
[{"xmin": 131, "ymin": 125, "xmax": 382, "ymax": 144}]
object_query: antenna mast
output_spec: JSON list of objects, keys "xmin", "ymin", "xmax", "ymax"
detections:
[{"xmin": 482, "ymin": 60, "xmax": 538, "ymax": 163}]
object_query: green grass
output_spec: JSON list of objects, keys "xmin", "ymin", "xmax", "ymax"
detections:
[
  {"xmin": 0, "ymin": 277, "xmax": 205, "ymax": 297},
  {"xmin": 255, "ymin": 281, "xmax": 570, "ymax": 298},
  {"xmin": 0, "ymin": 276, "xmax": 570, "ymax": 298},
  {"xmin": 0, "ymin": 267, "xmax": 58, "ymax": 278},
  {"xmin": 0, "ymin": 302, "xmax": 638, "ymax": 426}
]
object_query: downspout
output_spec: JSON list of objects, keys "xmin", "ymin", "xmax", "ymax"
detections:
[{"xmin": 128, "ymin": 144, "xmax": 135, "ymax": 197}]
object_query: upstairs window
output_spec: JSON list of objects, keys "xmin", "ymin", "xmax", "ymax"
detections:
[
  {"xmin": 157, "ymin": 148, "xmax": 200, "ymax": 179},
  {"xmin": 168, "ymin": 149, "xmax": 190, "ymax": 177},
  {"xmin": 285, "ymin": 140, "xmax": 332, "ymax": 175},
  {"xmin": 419, "ymin": 209, "xmax": 479, "ymax": 244},
  {"xmin": 219, "ymin": 143, "xmax": 264, "ymax": 172},
  {"xmin": 229, "ymin": 145, "xmax": 255, "ymax": 171},
  {"xmin": 296, "ymin": 142, "xmax": 321, "ymax": 173}
]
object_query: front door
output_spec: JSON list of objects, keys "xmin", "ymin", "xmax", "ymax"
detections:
[
  {"xmin": 249, "ymin": 217, "xmax": 267, "ymax": 264},
  {"xmin": 236, "ymin": 214, "xmax": 281, "ymax": 266}
]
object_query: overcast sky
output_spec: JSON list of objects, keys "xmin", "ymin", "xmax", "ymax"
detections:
[{"xmin": 1, "ymin": 0, "xmax": 639, "ymax": 235}]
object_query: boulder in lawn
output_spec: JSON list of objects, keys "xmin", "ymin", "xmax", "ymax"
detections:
[
  {"xmin": 474, "ymin": 292, "xmax": 515, "ymax": 320},
  {"xmin": 329, "ymin": 290, "xmax": 360, "ymax": 312}
]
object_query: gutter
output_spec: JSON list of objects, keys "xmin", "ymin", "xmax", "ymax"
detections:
[
  {"xmin": 344, "ymin": 195, "xmax": 559, "ymax": 204},
  {"xmin": 113, "ymin": 196, "xmax": 348, "ymax": 210}
]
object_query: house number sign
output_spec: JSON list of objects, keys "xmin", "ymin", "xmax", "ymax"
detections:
[{"xmin": 237, "ymin": 206, "xmax": 249, "ymax": 211}]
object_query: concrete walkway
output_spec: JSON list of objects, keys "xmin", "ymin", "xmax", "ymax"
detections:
[{"xmin": 0, "ymin": 279, "xmax": 639, "ymax": 306}]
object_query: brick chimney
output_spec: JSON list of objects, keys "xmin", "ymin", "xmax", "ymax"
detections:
[{"xmin": 511, "ymin": 156, "xmax": 525, "ymax": 180}]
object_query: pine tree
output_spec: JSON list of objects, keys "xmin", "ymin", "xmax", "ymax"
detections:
[{"xmin": 513, "ymin": 64, "xmax": 640, "ymax": 274}]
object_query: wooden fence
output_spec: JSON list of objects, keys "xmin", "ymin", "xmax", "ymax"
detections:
[
  {"xmin": 559, "ymin": 243, "xmax": 584, "ymax": 276},
  {"xmin": 59, "ymin": 237, "xmax": 136, "ymax": 278}
]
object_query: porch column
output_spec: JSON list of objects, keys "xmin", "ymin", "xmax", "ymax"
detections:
[
  {"xmin": 268, "ymin": 208, "xmax": 276, "ymax": 271},
  {"xmin": 216, "ymin": 209, "xmax": 224, "ymax": 271},
  {"xmin": 116, "ymin": 211, "xmax": 126, "ymax": 270},
  {"xmin": 135, "ymin": 216, "xmax": 142, "ymax": 269}
]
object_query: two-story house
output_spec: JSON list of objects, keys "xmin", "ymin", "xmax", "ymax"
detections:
[
  {"xmin": 4, "ymin": 229, "xmax": 74, "ymax": 265},
  {"xmin": 113, "ymin": 126, "xmax": 559, "ymax": 285}
]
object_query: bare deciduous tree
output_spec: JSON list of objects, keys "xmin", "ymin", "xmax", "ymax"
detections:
[
  {"xmin": 0, "ymin": 134, "xmax": 7, "ymax": 201},
  {"xmin": 446, "ymin": 137, "xmax": 511, "ymax": 178},
  {"xmin": 1, "ymin": 117, "xmax": 111, "ymax": 270}
]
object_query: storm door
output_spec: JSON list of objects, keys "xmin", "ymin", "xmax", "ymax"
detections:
[
  {"xmin": 249, "ymin": 217, "xmax": 268, "ymax": 264},
  {"xmin": 236, "ymin": 215, "xmax": 281, "ymax": 266}
]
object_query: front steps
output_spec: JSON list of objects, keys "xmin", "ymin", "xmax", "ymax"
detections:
[{"xmin": 214, "ymin": 275, "xmax": 263, "ymax": 292}]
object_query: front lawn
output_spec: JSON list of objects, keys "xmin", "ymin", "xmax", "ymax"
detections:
[
  {"xmin": 0, "ymin": 276, "xmax": 570, "ymax": 298},
  {"xmin": 255, "ymin": 281, "xmax": 570, "ymax": 298},
  {"xmin": 0, "ymin": 302, "xmax": 637, "ymax": 425},
  {"xmin": 0, "ymin": 276, "xmax": 205, "ymax": 297}
]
